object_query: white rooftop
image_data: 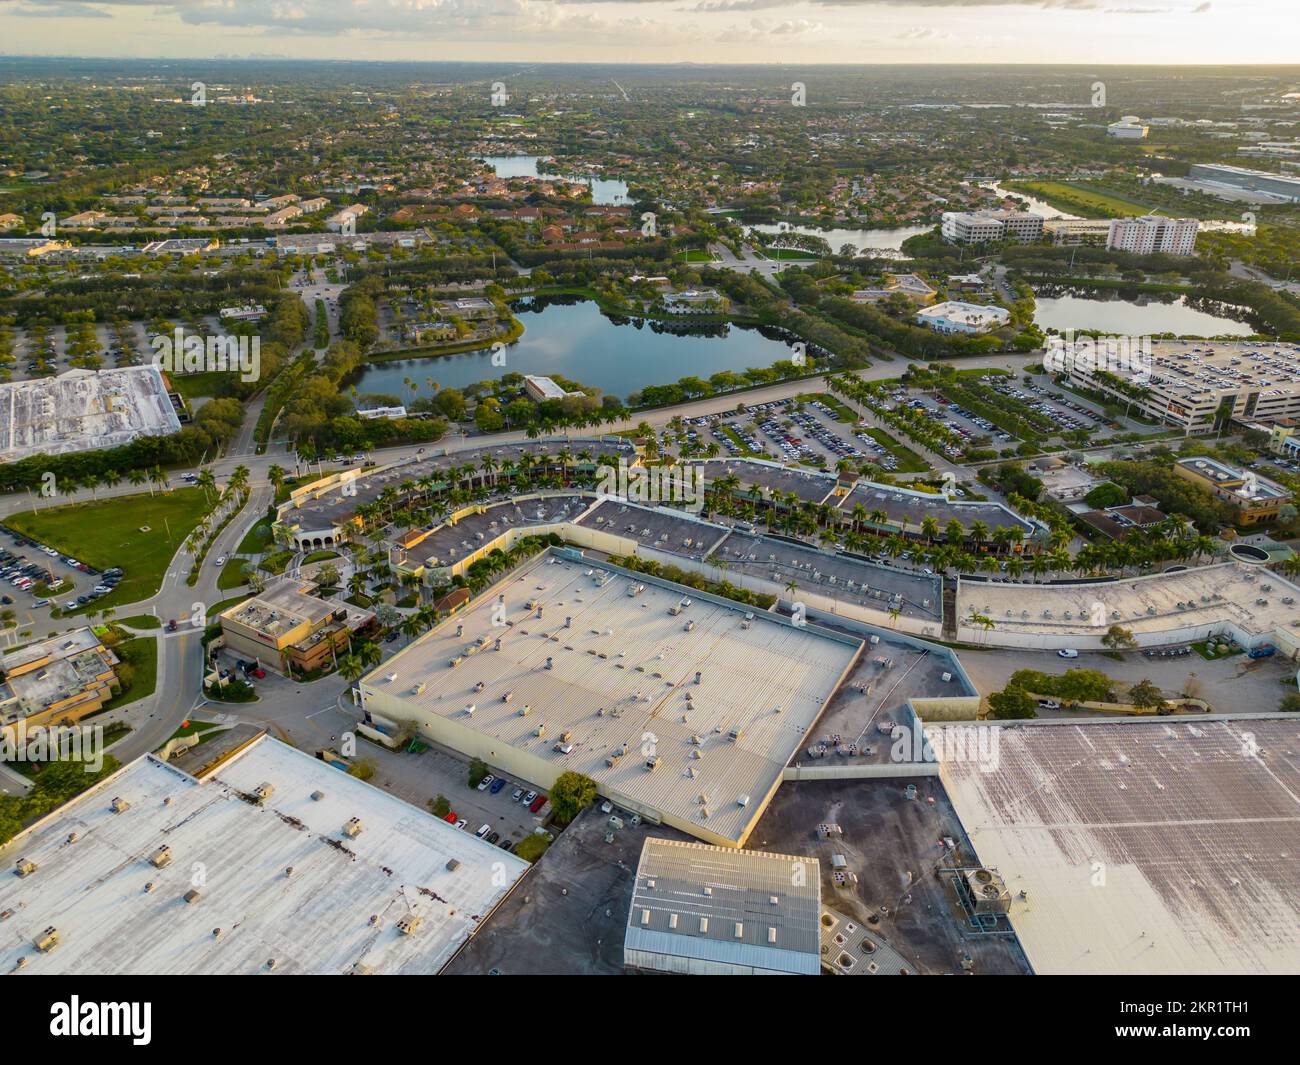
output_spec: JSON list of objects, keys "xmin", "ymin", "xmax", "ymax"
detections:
[
  {"xmin": 360, "ymin": 552, "xmax": 860, "ymax": 845},
  {"xmin": 0, "ymin": 366, "xmax": 181, "ymax": 464},
  {"xmin": 0, "ymin": 736, "xmax": 527, "ymax": 974},
  {"xmin": 937, "ymin": 718, "xmax": 1300, "ymax": 975}
]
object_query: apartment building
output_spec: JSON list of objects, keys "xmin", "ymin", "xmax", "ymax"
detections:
[
  {"xmin": 1106, "ymin": 215, "xmax": 1198, "ymax": 255},
  {"xmin": 940, "ymin": 210, "xmax": 1044, "ymax": 245}
]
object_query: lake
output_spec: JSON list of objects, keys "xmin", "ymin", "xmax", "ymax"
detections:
[
  {"xmin": 749, "ymin": 222, "xmax": 932, "ymax": 258},
  {"xmin": 972, "ymin": 181, "xmax": 1080, "ymax": 219},
  {"xmin": 482, "ymin": 155, "xmax": 630, "ymax": 206},
  {"xmin": 1033, "ymin": 289, "xmax": 1257, "ymax": 337},
  {"xmin": 350, "ymin": 298, "xmax": 800, "ymax": 405}
]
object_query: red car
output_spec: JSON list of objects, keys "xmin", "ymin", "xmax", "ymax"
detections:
[
  {"xmin": 249, "ymin": 667, "xmax": 266, "ymax": 679},
  {"xmin": 528, "ymin": 795, "xmax": 547, "ymax": 813},
  {"xmin": 443, "ymin": 812, "xmax": 458, "ymax": 824}
]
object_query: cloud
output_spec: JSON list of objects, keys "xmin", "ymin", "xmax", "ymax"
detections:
[{"xmin": 8, "ymin": 1, "xmax": 112, "ymax": 15}]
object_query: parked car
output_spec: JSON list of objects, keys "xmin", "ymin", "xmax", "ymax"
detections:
[
  {"xmin": 1248, "ymin": 646, "xmax": 1276, "ymax": 659},
  {"xmin": 486, "ymin": 831, "xmax": 500, "ymax": 845},
  {"xmin": 521, "ymin": 790, "xmax": 537, "ymax": 805},
  {"xmin": 490, "ymin": 778, "xmax": 507, "ymax": 794},
  {"xmin": 475, "ymin": 824, "xmax": 491, "ymax": 838},
  {"xmin": 476, "ymin": 774, "xmax": 494, "ymax": 791},
  {"xmin": 454, "ymin": 818, "xmax": 468, "ymax": 830},
  {"xmin": 249, "ymin": 668, "xmax": 266, "ymax": 679},
  {"xmin": 529, "ymin": 795, "xmax": 547, "ymax": 813},
  {"xmin": 1037, "ymin": 699, "xmax": 1061, "ymax": 710},
  {"xmin": 511, "ymin": 788, "xmax": 524, "ymax": 802}
]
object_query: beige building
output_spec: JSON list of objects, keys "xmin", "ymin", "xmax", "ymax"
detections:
[
  {"xmin": 218, "ymin": 580, "xmax": 374, "ymax": 675},
  {"xmin": 360, "ymin": 550, "xmax": 861, "ymax": 848},
  {"xmin": 0, "ymin": 628, "xmax": 120, "ymax": 739}
]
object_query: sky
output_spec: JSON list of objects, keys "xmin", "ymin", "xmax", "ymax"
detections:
[{"xmin": 0, "ymin": 0, "xmax": 1295, "ymax": 65}]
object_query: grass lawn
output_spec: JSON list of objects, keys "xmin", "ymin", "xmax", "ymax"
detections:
[
  {"xmin": 168, "ymin": 370, "xmax": 231, "ymax": 402},
  {"xmin": 719, "ymin": 425, "xmax": 765, "ymax": 457},
  {"xmin": 1193, "ymin": 639, "xmax": 1242, "ymax": 661},
  {"xmin": 237, "ymin": 517, "xmax": 274, "ymax": 553},
  {"xmin": 260, "ymin": 550, "xmax": 292, "ymax": 575},
  {"xmin": 100, "ymin": 636, "xmax": 158, "ymax": 711},
  {"xmin": 798, "ymin": 392, "xmax": 856, "ymax": 422},
  {"xmin": 119, "ymin": 613, "xmax": 161, "ymax": 629},
  {"xmin": 8, "ymin": 488, "xmax": 214, "ymax": 614},
  {"xmin": 217, "ymin": 557, "xmax": 250, "ymax": 590},
  {"xmin": 1004, "ymin": 180, "xmax": 1156, "ymax": 220},
  {"xmin": 863, "ymin": 427, "xmax": 930, "ymax": 473},
  {"xmin": 302, "ymin": 549, "xmax": 340, "ymax": 564},
  {"xmin": 169, "ymin": 719, "xmax": 222, "ymax": 740},
  {"xmin": 209, "ymin": 593, "xmax": 253, "ymax": 616}
]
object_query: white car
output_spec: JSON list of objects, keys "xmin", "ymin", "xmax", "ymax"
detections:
[
  {"xmin": 1057, "ymin": 648, "xmax": 1079, "ymax": 659},
  {"xmin": 214, "ymin": 555, "xmax": 226, "ymax": 566},
  {"xmin": 476, "ymin": 774, "xmax": 494, "ymax": 791}
]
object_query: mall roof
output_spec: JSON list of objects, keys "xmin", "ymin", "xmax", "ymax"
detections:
[
  {"xmin": 361, "ymin": 552, "xmax": 860, "ymax": 845},
  {"xmin": 281, "ymin": 438, "xmax": 636, "ymax": 532},
  {"xmin": 626, "ymin": 837, "xmax": 821, "ymax": 974},
  {"xmin": 936, "ymin": 718, "xmax": 1300, "ymax": 975},
  {"xmin": 957, "ymin": 563, "xmax": 1300, "ymax": 640},
  {"xmin": 0, "ymin": 736, "xmax": 528, "ymax": 974}
]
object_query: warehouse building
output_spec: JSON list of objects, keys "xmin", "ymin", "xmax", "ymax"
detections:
[
  {"xmin": 624, "ymin": 837, "xmax": 821, "ymax": 975},
  {"xmin": 934, "ymin": 718, "xmax": 1300, "ymax": 975},
  {"xmin": 359, "ymin": 551, "xmax": 862, "ymax": 848},
  {"xmin": 0, "ymin": 735, "xmax": 529, "ymax": 974},
  {"xmin": 0, "ymin": 628, "xmax": 121, "ymax": 738}
]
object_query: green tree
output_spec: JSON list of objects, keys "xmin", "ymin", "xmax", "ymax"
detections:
[
  {"xmin": 987, "ymin": 687, "xmax": 1037, "ymax": 720},
  {"xmin": 548, "ymin": 770, "xmax": 598, "ymax": 824},
  {"xmin": 1127, "ymin": 679, "xmax": 1168, "ymax": 713},
  {"xmin": 1102, "ymin": 624, "xmax": 1137, "ymax": 651},
  {"xmin": 1280, "ymin": 692, "xmax": 1300, "ymax": 713},
  {"xmin": 468, "ymin": 758, "xmax": 491, "ymax": 788},
  {"xmin": 429, "ymin": 794, "xmax": 451, "ymax": 818}
]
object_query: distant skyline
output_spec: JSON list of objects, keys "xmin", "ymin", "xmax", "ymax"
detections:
[{"xmin": 0, "ymin": 0, "xmax": 1296, "ymax": 67}]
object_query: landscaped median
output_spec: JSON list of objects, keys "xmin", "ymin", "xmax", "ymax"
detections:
[{"xmin": 7, "ymin": 487, "xmax": 216, "ymax": 616}]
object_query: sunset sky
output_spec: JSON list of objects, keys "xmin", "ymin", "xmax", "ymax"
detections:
[{"xmin": 0, "ymin": 0, "xmax": 1294, "ymax": 65}]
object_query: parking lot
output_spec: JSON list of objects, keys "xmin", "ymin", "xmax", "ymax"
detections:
[
  {"xmin": 683, "ymin": 396, "xmax": 869, "ymax": 469},
  {"xmin": 0, "ymin": 524, "xmax": 119, "ymax": 613}
]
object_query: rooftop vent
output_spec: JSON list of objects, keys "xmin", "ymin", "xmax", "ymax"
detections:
[
  {"xmin": 343, "ymin": 817, "xmax": 363, "ymax": 838},
  {"xmin": 150, "ymin": 845, "xmax": 173, "ymax": 869},
  {"xmin": 110, "ymin": 796, "xmax": 130, "ymax": 814}
]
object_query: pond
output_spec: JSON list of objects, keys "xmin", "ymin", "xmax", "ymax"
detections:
[
  {"xmin": 1032, "ymin": 288, "xmax": 1258, "ymax": 337},
  {"xmin": 481, "ymin": 155, "xmax": 630, "ymax": 206},
  {"xmin": 749, "ymin": 222, "xmax": 933, "ymax": 258},
  {"xmin": 349, "ymin": 298, "xmax": 801, "ymax": 406}
]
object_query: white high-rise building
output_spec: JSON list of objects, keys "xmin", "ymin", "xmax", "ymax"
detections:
[
  {"xmin": 1106, "ymin": 215, "xmax": 1198, "ymax": 256},
  {"xmin": 941, "ymin": 209, "xmax": 1044, "ymax": 245}
]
